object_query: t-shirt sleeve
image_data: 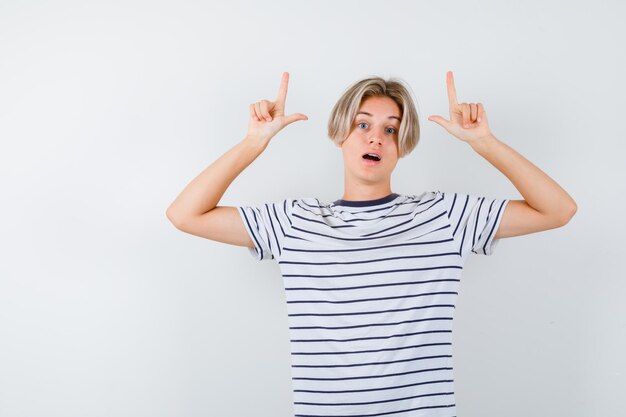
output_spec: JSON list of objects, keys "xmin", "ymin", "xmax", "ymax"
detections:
[
  {"xmin": 237, "ymin": 198, "xmax": 294, "ymax": 261},
  {"xmin": 439, "ymin": 191, "xmax": 510, "ymax": 258}
]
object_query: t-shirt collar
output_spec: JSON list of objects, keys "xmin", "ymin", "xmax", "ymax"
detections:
[{"xmin": 332, "ymin": 192, "xmax": 400, "ymax": 207}]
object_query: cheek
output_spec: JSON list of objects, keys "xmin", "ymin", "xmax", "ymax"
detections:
[{"xmin": 387, "ymin": 140, "xmax": 399, "ymax": 154}]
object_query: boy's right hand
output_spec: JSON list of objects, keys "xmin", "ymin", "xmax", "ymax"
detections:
[{"xmin": 245, "ymin": 72, "xmax": 308, "ymax": 143}]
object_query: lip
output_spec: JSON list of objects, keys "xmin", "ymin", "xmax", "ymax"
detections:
[
  {"xmin": 363, "ymin": 151, "xmax": 382, "ymax": 159},
  {"xmin": 362, "ymin": 151, "xmax": 382, "ymax": 165},
  {"xmin": 362, "ymin": 157, "xmax": 382, "ymax": 167}
]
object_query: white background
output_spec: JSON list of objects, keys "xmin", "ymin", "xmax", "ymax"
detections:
[{"xmin": 0, "ymin": 1, "xmax": 623, "ymax": 416}]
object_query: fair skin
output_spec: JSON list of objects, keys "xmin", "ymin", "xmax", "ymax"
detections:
[
  {"xmin": 166, "ymin": 71, "xmax": 577, "ymax": 249},
  {"xmin": 334, "ymin": 95, "xmax": 401, "ymax": 202},
  {"xmin": 427, "ymin": 71, "xmax": 577, "ymax": 238}
]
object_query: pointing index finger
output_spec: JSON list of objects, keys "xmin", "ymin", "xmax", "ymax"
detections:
[
  {"xmin": 276, "ymin": 71, "xmax": 289, "ymax": 106},
  {"xmin": 446, "ymin": 71, "xmax": 458, "ymax": 109}
]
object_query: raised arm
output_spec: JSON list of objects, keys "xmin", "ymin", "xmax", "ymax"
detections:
[
  {"xmin": 428, "ymin": 71, "xmax": 577, "ymax": 239},
  {"xmin": 165, "ymin": 72, "xmax": 308, "ymax": 246}
]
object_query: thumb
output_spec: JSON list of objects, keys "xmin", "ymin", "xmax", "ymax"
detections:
[
  {"xmin": 427, "ymin": 115, "xmax": 450, "ymax": 130},
  {"xmin": 283, "ymin": 113, "xmax": 308, "ymax": 127}
]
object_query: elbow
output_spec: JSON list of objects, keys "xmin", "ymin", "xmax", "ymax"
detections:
[
  {"xmin": 569, "ymin": 202, "xmax": 578, "ymax": 218},
  {"xmin": 566, "ymin": 200, "xmax": 578, "ymax": 221},
  {"xmin": 166, "ymin": 208, "xmax": 183, "ymax": 228},
  {"xmin": 558, "ymin": 202, "xmax": 578, "ymax": 226}
]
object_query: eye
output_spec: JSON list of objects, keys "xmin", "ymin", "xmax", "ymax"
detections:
[
  {"xmin": 386, "ymin": 127, "xmax": 397, "ymax": 134},
  {"xmin": 357, "ymin": 122, "xmax": 368, "ymax": 129}
]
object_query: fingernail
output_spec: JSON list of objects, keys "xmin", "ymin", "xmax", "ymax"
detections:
[
  {"xmin": 465, "ymin": 124, "xmax": 469, "ymax": 128},
  {"xmin": 478, "ymin": 117, "xmax": 481, "ymax": 122}
]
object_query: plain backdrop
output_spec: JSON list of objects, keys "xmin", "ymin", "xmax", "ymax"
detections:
[{"xmin": 0, "ymin": 1, "xmax": 623, "ymax": 416}]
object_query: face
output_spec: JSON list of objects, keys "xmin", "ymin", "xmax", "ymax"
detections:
[{"xmin": 336, "ymin": 95, "xmax": 401, "ymax": 185}]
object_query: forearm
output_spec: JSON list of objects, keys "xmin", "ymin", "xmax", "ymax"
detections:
[
  {"xmin": 166, "ymin": 136, "xmax": 268, "ymax": 223},
  {"xmin": 469, "ymin": 133, "xmax": 577, "ymax": 220}
]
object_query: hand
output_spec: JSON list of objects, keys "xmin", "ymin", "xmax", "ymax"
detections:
[
  {"xmin": 246, "ymin": 72, "xmax": 308, "ymax": 143},
  {"xmin": 428, "ymin": 71, "xmax": 493, "ymax": 144}
]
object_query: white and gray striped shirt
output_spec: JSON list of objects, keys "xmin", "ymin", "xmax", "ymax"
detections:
[{"xmin": 238, "ymin": 191, "xmax": 509, "ymax": 417}]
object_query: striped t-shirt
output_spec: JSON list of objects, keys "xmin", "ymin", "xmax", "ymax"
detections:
[{"xmin": 237, "ymin": 191, "xmax": 509, "ymax": 417}]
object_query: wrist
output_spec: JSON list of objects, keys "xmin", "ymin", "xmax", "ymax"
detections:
[
  {"xmin": 469, "ymin": 133, "xmax": 498, "ymax": 152},
  {"xmin": 241, "ymin": 135, "xmax": 270, "ymax": 151}
]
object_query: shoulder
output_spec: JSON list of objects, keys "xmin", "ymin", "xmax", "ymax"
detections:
[
  {"xmin": 280, "ymin": 197, "xmax": 328, "ymax": 217},
  {"xmin": 399, "ymin": 191, "xmax": 442, "ymax": 208}
]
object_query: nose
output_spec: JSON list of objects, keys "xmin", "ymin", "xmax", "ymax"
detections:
[{"xmin": 368, "ymin": 129, "xmax": 384, "ymax": 146}]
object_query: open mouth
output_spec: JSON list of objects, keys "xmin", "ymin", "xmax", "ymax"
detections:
[{"xmin": 362, "ymin": 153, "xmax": 382, "ymax": 162}]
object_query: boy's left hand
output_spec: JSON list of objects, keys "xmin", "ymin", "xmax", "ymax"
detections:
[{"xmin": 428, "ymin": 71, "xmax": 493, "ymax": 144}]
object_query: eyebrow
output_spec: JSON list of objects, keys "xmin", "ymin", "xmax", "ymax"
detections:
[{"xmin": 356, "ymin": 111, "xmax": 401, "ymax": 122}]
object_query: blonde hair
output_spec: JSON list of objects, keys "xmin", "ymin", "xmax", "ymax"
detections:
[{"xmin": 327, "ymin": 76, "xmax": 420, "ymax": 159}]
